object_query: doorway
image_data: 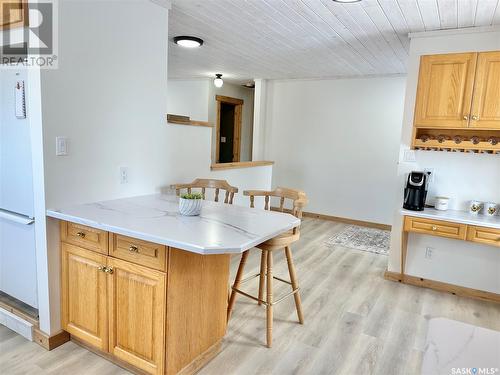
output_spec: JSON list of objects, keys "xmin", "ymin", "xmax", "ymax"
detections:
[{"xmin": 216, "ymin": 95, "xmax": 243, "ymax": 163}]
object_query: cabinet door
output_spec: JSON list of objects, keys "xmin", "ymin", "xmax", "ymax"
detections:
[
  {"xmin": 470, "ymin": 51, "xmax": 500, "ymax": 129},
  {"xmin": 107, "ymin": 257, "xmax": 166, "ymax": 375},
  {"xmin": 414, "ymin": 53, "xmax": 477, "ymax": 128},
  {"xmin": 61, "ymin": 243, "xmax": 108, "ymax": 351},
  {"xmin": 0, "ymin": 0, "xmax": 27, "ymax": 29}
]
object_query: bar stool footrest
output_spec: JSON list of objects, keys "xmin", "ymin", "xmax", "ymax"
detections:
[{"xmin": 231, "ymin": 272, "xmax": 299, "ymax": 306}]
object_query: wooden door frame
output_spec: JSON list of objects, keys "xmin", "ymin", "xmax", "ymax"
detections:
[{"xmin": 215, "ymin": 95, "xmax": 243, "ymax": 163}]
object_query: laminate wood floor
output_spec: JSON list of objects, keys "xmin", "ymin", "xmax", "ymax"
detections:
[{"xmin": 1, "ymin": 218, "xmax": 499, "ymax": 375}]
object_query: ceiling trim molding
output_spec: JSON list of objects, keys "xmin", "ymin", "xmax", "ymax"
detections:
[
  {"xmin": 410, "ymin": 26, "xmax": 500, "ymax": 39},
  {"xmin": 150, "ymin": 0, "xmax": 171, "ymax": 10}
]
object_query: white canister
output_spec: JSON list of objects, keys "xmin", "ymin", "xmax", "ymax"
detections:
[
  {"xmin": 469, "ymin": 200, "xmax": 483, "ymax": 215},
  {"xmin": 179, "ymin": 198, "xmax": 202, "ymax": 216},
  {"xmin": 434, "ymin": 196, "xmax": 449, "ymax": 211},
  {"xmin": 484, "ymin": 202, "xmax": 498, "ymax": 217}
]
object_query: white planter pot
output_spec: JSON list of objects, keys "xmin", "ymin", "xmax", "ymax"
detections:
[{"xmin": 179, "ymin": 198, "xmax": 202, "ymax": 216}]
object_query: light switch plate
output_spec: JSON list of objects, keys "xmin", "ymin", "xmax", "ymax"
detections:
[
  {"xmin": 56, "ymin": 137, "xmax": 68, "ymax": 156},
  {"xmin": 119, "ymin": 166, "xmax": 129, "ymax": 184}
]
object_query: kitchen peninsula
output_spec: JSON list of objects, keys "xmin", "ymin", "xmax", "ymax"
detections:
[{"xmin": 46, "ymin": 194, "xmax": 300, "ymax": 375}]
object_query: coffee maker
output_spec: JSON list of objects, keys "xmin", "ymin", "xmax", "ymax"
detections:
[{"xmin": 403, "ymin": 171, "xmax": 429, "ymax": 211}]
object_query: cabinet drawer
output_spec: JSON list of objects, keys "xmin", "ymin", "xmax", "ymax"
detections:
[
  {"xmin": 61, "ymin": 221, "xmax": 109, "ymax": 254},
  {"xmin": 404, "ymin": 216, "xmax": 467, "ymax": 240},
  {"xmin": 467, "ymin": 226, "xmax": 500, "ymax": 247},
  {"xmin": 110, "ymin": 234, "xmax": 167, "ymax": 271}
]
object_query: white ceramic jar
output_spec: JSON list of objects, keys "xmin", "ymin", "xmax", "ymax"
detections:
[
  {"xmin": 179, "ymin": 198, "xmax": 202, "ymax": 216},
  {"xmin": 434, "ymin": 196, "xmax": 449, "ymax": 211}
]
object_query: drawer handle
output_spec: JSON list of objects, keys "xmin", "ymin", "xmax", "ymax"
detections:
[
  {"xmin": 129, "ymin": 245, "xmax": 139, "ymax": 253},
  {"xmin": 97, "ymin": 265, "xmax": 105, "ymax": 272},
  {"xmin": 432, "ymin": 226, "xmax": 437, "ymax": 231},
  {"xmin": 104, "ymin": 267, "xmax": 114, "ymax": 274},
  {"xmin": 76, "ymin": 231, "xmax": 86, "ymax": 238}
]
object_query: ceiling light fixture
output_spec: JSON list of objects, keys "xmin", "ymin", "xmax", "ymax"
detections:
[
  {"xmin": 173, "ymin": 36, "xmax": 204, "ymax": 48},
  {"xmin": 242, "ymin": 82, "xmax": 255, "ymax": 89},
  {"xmin": 214, "ymin": 74, "xmax": 223, "ymax": 88},
  {"xmin": 332, "ymin": 0, "xmax": 361, "ymax": 3}
]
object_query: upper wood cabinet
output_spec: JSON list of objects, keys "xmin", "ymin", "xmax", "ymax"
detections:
[
  {"xmin": 0, "ymin": 0, "xmax": 27, "ymax": 29},
  {"xmin": 414, "ymin": 51, "xmax": 500, "ymax": 130},
  {"xmin": 470, "ymin": 51, "xmax": 500, "ymax": 129},
  {"xmin": 414, "ymin": 53, "xmax": 477, "ymax": 128},
  {"xmin": 61, "ymin": 243, "xmax": 108, "ymax": 351}
]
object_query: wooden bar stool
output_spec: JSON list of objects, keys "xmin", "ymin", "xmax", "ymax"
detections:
[
  {"xmin": 227, "ymin": 187, "xmax": 307, "ymax": 348},
  {"xmin": 173, "ymin": 178, "xmax": 238, "ymax": 204}
]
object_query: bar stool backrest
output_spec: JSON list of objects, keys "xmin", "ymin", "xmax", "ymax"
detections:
[{"xmin": 174, "ymin": 178, "xmax": 239, "ymax": 204}]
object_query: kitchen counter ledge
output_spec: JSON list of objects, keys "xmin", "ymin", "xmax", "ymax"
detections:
[
  {"xmin": 47, "ymin": 194, "xmax": 300, "ymax": 255},
  {"xmin": 401, "ymin": 208, "xmax": 500, "ymax": 229}
]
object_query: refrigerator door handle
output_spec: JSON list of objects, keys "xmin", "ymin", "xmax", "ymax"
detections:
[{"xmin": 0, "ymin": 209, "xmax": 34, "ymax": 225}]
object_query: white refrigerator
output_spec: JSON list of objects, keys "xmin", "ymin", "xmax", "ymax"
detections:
[{"xmin": 0, "ymin": 68, "xmax": 38, "ymax": 309}]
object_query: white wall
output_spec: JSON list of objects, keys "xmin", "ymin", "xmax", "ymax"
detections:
[
  {"xmin": 388, "ymin": 27, "xmax": 500, "ymax": 294},
  {"xmin": 36, "ymin": 0, "xmax": 171, "ymax": 335},
  {"xmin": 42, "ymin": 1, "xmax": 171, "ymax": 209},
  {"xmin": 167, "ymin": 79, "xmax": 209, "ymax": 121},
  {"xmin": 252, "ymin": 79, "xmax": 267, "ymax": 161},
  {"xmin": 263, "ymin": 76, "xmax": 406, "ymax": 225},
  {"xmin": 413, "ymin": 152, "xmax": 500, "ymax": 212}
]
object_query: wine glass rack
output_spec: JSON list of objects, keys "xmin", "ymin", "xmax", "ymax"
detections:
[{"xmin": 412, "ymin": 128, "xmax": 500, "ymax": 154}]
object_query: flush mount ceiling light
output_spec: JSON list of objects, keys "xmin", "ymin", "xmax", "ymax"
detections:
[
  {"xmin": 332, "ymin": 0, "xmax": 361, "ymax": 3},
  {"xmin": 214, "ymin": 74, "xmax": 223, "ymax": 88},
  {"xmin": 173, "ymin": 36, "xmax": 204, "ymax": 48}
]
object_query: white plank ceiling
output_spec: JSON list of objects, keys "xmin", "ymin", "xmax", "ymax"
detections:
[{"xmin": 168, "ymin": 0, "xmax": 500, "ymax": 82}]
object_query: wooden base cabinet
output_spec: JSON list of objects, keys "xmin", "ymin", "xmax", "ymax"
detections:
[
  {"xmin": 108, "ymin": 257, "xmax": 166, "ymax": 375},
  {"xmin": 60, "ymin": 221, "xmax": 231, "ymax": 375},
  {"xmin": 61, "ymin": 243, "xmax": 108, "ymax": 352}
]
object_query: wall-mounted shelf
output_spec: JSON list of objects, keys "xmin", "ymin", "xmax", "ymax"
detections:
[
  {"xmin": 168, "ymin": 119, "xmax": 213, "ymax": 128},
  {"xmin": 412, "ymin": 128, "xmax": 500, "ymax": 154},
  {"xmin": 210, "ymin": 161, "xmax": 274, "ymax": 170},
  {"xmin": 166, "ymin": 114, "xmax": 213, "ymax": 128}
]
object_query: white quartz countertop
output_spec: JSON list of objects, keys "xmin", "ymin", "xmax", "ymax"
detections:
[
  {"xmin": 401, "ymin": 208, "xmax": 500, "ymax": 229},
  {"xmin": 46, "ymin": 194, "xmax": 301, "ymax": 255}
]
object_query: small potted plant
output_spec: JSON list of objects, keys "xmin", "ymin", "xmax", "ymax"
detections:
[{"xmin": 179, "ymin": 193, "xmax": 203, "ymax": 216}]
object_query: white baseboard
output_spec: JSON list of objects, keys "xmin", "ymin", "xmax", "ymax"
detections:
[{"xmin": 0, "ymin": 307, "xmax": 33, "ymax": 341}]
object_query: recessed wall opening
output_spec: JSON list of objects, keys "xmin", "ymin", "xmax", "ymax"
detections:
[{"xmin": 216, "ymin": 95, "xmax": 244, "ymax": 163}]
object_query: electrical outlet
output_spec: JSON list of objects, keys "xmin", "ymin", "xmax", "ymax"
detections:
[
  {"xmin": 56, "ymin": 137, "xmax": 68, "ymax": 156},
  {"xmin": 119, "ymin": 166, "xmax": 129, "ymax": 184},
  {"xmin": 425, "ymin": 247, "xmax": 434, "ymax": 259}
]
